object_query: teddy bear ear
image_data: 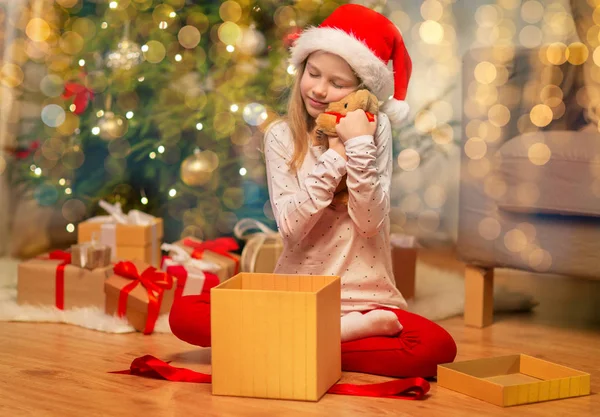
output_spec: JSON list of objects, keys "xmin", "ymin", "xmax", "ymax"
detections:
[
  {"xmin": 367, "ymin": 92, "xmax": 379, "ymax": 113},
  {"xmin": 355, "ymin": 90, "xmax": 369, "ymax": 109}
]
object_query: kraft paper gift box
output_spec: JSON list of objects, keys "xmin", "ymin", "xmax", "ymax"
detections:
[
  {"xmin": 105, "ymin": 261, "xmax": 177, "ymax": 334},
  {"xmin": 160, "ymin": 243, "xmax": 221, "ymax": 298},
  {"xmin": 171, "ymin": 237, "xmax": 240, "ymax": 282},
  {"xmin": 17, "ymin": 250, "xmax": 113, "ymax": 310},
  {"xmin": 390, "ymin": 233, "xmax": 417, "ymax": 300},
  {"xmin": 438, "ymin": 354, "xmax": 591, "ymax": 407},
  {"xmin": 78, "ymin": 200, "xmax": 163, "ymax": 267},
  {"xmin": 211, "ymin": 272, "xmax": 342, "ymax": 401},
  {"xmin": 233, "ymin": 219, "xmax": 283, "ymax": 274}
]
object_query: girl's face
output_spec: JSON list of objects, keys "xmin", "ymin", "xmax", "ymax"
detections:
[{"xmin": 300, "ymin": 51, "xmax": 360, "ymax": 119}]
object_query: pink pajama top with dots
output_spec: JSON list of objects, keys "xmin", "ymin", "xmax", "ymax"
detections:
[{"xmin": 264, "ymin": 113, "xmax": 407, "ymax": 315}]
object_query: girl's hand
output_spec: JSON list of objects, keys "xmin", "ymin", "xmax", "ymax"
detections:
[
  {"xmin": 335, "ymin": 110, "xmax": 377, "ymax": 143},
  {"xmin": 328, "ymin": 136, "xmax": 347, "ymax": 161}
]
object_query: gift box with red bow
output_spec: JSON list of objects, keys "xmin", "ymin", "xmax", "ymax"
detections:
[
  {"xmin": 17, "ymin": 250, "xmax": 113, "ymax": 309},
  {"xmin": 104, "ymin": 261, "xmax": 177, "ymax": 334},
  {"xmin": 160, "ymin": 243, "xmax": 221, "ymax": 299},
  {"xmin": 170, "ymin": 237, "xmax": 240, "ymax": 282}
]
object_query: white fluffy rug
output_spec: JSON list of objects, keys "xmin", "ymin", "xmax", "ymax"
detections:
[{"xmin": 0, "ymin": 257, "xmax": 536, "ymax": 334}]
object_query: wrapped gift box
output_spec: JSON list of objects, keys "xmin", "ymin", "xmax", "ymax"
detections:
[
  {"xmin": 161, "ymin": 243, "xmax": 221, "ymax": 298},
  {"xmin": 234, "ymin": 219, "xmax": 283, "ymax": 273},
  {"xmin": 164, "ymin": 259, "xmax": 220, "ymax": 298},
  {"xmin": 17, "ymin": 250, "xmax": 113, "ymax": 309},
  {"xmin": 171, "ymin": 237, "xmax": 240, "ymax": 282},
  {"xmin": 211, "ymin": 272, "xmax": 341, "ymax": 401},
  {"xmin": 438, "ymin": 354, "xmax": 590, "ymax": 407},
  {"xmin": 245, "ymin": 237, "xmax": 283, "ymax": 273},
  {"xmin": 390, "ymin": 233, "xmax": 417, "ymax": 300},
  {"xmin": 77, "ymin": 200, "xmax": 163, "ymax": 267},
  {"xmin": 71, "ymin": 242, "xmax": 111, "ymax": 270},
  {"xmin": 78, "ymin": 217, "xmax": 163, "ymax": 267},
  {"xmin": 104, "ymin": 261, "xmax": 176, "ymax": 334}
]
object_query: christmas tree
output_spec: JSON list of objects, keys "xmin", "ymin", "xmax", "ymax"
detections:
[{"xmin": 7, "ymin": 0, "xmax": 348, "ymax": 243}]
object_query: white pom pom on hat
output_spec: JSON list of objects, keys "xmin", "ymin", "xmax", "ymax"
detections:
[{"xmin": 288, "ymin": 4, "xmax": 413, "ymax": 126}]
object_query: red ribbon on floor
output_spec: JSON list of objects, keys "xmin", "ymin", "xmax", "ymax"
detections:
[
  {"xmin": 323, "ymin": 110, "xmax": 376, "ymax": 124},
  {"xmin": 111, "ymin": 355, "xmax": 430, "ymax": 400},
  {"xmin": 47, "ymin": 250, "xmax": 72, "ymax": 310},
  {"xmin": 183, "ymin": 237, "xmax": 240, "ymax": 275},
  {"xmin": 113, "ymin": 262, "xmax": 173, "ymax": 334},
  {"xmin": 111, "ymin": 355, "xmax": 212, "ymax": 383}
]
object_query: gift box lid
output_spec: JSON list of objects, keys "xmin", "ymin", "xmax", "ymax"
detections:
[{"xmin": 438, "ymin": 354, "xmax": 590, "ymax": 407}]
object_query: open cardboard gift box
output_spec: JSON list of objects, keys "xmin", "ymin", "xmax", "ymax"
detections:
[
  {"xmin": 210, "ymin": 272, "xmax": 341, "ymax": 401},
  {"xmin": 438, "ymin": 354, "xmax": 590, "ymax": 407}
]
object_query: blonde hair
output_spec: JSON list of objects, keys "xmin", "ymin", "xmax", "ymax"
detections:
[{"xmin": 285, "ymin": 60, "xmax": 314, "ymax": 172}]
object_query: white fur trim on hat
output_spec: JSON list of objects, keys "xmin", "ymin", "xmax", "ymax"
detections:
[
  {"xmin": 381, "ymin": 99, "xmax": 410, "ymax": 127},
  {"xmin": 289, "ymin": 27, "xmax": 394, "ymax": 101}
]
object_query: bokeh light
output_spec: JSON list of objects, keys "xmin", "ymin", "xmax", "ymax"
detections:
[
  {"xmin": 26, "ymin": 18, "xmax": 51, "ymax": 42},
  {"xmin": 478, "ymin": 217, "xmax": 501, "ymax": 240},
  {"xmin": 178, "ymin": 25, "xmax": 201, "ymax": 49},
  {"xmin": 41, "ymin": 104, "xmax": 66, "ymax": 128},
  {"xmin": 528, "ymin": 143, "xmax": 552, "ymax": 165},
  {"xmin": 243, "ymin": 103, "xmax": 267, "ymax": 126},
  {"xmin": 397, "ymin": 149, "xmax": 421, "ymax": 171},
  {"xmin": 143, "ymin": 40, "xmax": 166, "ymax": 64}
]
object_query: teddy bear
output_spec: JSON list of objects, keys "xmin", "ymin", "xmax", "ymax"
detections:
[{"xmin": 314, "ymin": 89, "xmax": 379, "ymax": 208}]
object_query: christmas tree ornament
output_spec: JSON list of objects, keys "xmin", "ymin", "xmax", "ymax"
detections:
[
  {"xmin": 97, "ymin": 94, "xmax": 128, "ymax": 140},
  {"xmin": 98, "ymin": 111, "xmax": 128, "ymax": 140},
  {"xmin": 105, "ymin": 22, "xmax": 143, "ymax": 70},
  {"xmin": 62, "ymin": 72, "xmax": 94, "ymax": 115},
  {"xmin": 180, "ymin": 149, "xmax": 213, "ymax": 186}
]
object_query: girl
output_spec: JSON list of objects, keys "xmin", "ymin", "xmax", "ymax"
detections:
[{"xmin": 169, "ymin": 4, "xmax": 457, "ymax": 378}]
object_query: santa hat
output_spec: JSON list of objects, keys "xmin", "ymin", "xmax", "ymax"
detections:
[{"xmin": 289, "ymin": 4, "xmax": 412, "ymax": 126}]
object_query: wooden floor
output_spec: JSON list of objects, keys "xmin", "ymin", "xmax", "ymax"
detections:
[{"xmin": 1, "ymin": 250, "xmax": 598, "ymax": 416}]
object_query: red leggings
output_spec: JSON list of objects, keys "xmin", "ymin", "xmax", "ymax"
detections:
[{"xmin": 169, "ymin": 295, "xmax": 457, "ymax": 378}]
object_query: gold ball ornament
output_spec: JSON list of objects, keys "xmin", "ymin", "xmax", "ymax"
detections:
[
  {"xmin": 98, "ymin": 111, "xmax": 128, "ymax": 140},
  {"xmin": 180, "ymin": 149, "xmax": 214, "ymax": 186}
]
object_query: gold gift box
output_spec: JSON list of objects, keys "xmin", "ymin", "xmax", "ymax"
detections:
[
  {"xmin": 211, "ymin": 272, "xmax": 342, "ymax": 401},
  {"xmin": 78, "ymin": 217, "xmax": 163, "ymax": 267}
]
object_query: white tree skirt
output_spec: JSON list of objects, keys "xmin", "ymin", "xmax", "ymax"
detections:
[{"xmin": 0, "ymin": 257, "xmax": 536, "ymax": 335}]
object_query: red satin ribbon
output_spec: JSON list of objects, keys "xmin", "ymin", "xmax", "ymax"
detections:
[
  {"xmin": 47, "ymin": 250, "xmax": 72, "ymax": 310},
  {"xmin": 183, "ymin": 238, "xmax": 240, "ymax": 275},
  {"xmin": 111, "ymin": 355, "xmax": 430, "ymax": 400},
  {"xmin": 62, "ymin": 81, "xmax": 93, "ymax": 115},
  {"xmin": 324, "ymin": 110, "xmax": 376, "ymax": 124},
  {"xmin": 113, "ymin": 262, "xmax": 173, "ymax": 334}
]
